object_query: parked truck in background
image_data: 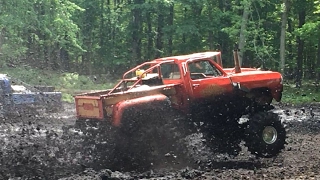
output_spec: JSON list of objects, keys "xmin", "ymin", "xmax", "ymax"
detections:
[{"xmin": 0, "ymin": 74, "xmax": 62, "ymax": 117}]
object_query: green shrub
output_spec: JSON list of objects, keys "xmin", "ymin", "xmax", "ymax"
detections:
[{"xmin": 281, "ymin": 81, "xmax": 320, "ymax": 104}]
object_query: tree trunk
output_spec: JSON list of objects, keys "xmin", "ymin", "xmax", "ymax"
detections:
[
  {"xmin": 296, "ymin": 10, "xmax": 305, "ymax": 88},
  {"xmin": 182, "ymin": 7, "xmax": 187, "ymax": 53},
  {"xmin": 207, "ymin": 0, "xmax": 214, "ymax": 50},
  {"xmin": 317, "ymin": 38, "xmax": 320, "ymax": 83},
  {"xmin": 238, "ymin": 0, "xmax": 251, "ymax": 66},
  {"xmin": 44, "ymin": 43, "xmax": 49, "ymax": 69},
  {"xmin": 99, "ymin": 0, "xmax": 105, "ymax": 55},
  {"xmin": 167, "ymin": 4, "xmax": 174, "ymax": 55},
  {"xmin": 81, "ymin": 1, "xmax": 96, "ymax": 74},
  {"xmin": 60, "ymin": 47, "xmax": 69, "ymax": 71},
  {"xmin": 191, "ymin": 4, "xmax": 203, "ymax": 52},
  {"xmin": 280, "ymin": 0, "xmax": 289, "ymax": 74},
  {"xmin": 287, "ymin": 18, "xmax": 293, "ymax": 60},
  {"xmin": 305, "ymin": 43, "xmax": 313, "ymax": 79},
  {"xmin": 131, "ymin": 0, "xmax": 143, "ymax": 63},
  {"xmin": 155, "ymin": 7, "xmax": 164, "ymax": 58},
  {"xmin": 146, "ymin": 11, "xmax": 153, "ymax": 59}
]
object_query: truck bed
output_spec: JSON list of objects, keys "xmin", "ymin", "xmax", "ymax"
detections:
[{"xmin": 75, "ymin": 84, "xmax": 178, "ymax": 120}]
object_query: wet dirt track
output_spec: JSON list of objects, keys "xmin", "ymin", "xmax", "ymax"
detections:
[{"xmin": 1, "ymin": 103, "xmax": 320, "ymax": 180}]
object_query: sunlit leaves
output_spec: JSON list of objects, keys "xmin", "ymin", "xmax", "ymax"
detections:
[
  {"xmin": 0, "ymin": 0, "xmax": 84, "ymax": 63},
  {"xmin": 0, "ymin": 0, "xmax": 319, "ymax": 74},
  {"xmin": 295, "ymin": 22, "xmax": 320, "ymax": 42},
  {"xmin": 294, "ymin": 0, "xmax": 320, "ymax": 42},
  {"xmin": 315, "ymin": 0, "xmax": 320, "ymax": 13}
]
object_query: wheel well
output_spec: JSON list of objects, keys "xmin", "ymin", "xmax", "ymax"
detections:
[
  {"xmin": 249, "ymin": 87, "xmax": 273, "ymax": 104},
  {"xmin": 251, "ymin": 87, "xmax": 272, "ymax": 95},
  {"xmin": 114, "ymin": 94, "xmax": 171, "ymax": 127}
]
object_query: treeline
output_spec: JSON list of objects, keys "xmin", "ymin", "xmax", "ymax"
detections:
[{"xmin": 0, "ymin": 0, "xmax": 319, "ymax": 84}]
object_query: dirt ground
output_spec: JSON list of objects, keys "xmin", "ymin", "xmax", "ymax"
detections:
[{"xmin": 1, "ymin": 102, "xmax": 320, "ymax": 180}]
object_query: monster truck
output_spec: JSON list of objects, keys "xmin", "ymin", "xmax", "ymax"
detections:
[
  {"xmin": 0, "ymin": 74, "xmax": 62, "ymax": 117},
  {"xmin": 74, "ymin": 49, "xmax": 285, "ymax": 169}
]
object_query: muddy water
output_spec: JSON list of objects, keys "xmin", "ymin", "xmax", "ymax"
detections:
[{"xmin": 0, "ymin": 103, "xmax": 320, "ymax": 179}]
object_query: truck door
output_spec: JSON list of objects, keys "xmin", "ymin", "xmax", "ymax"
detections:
[
  {"xmin": 187, "ymin": 59, "xmax": 233, "ymax": 101},
  {"xmin": 160, "ymin": 62, "xmax": 189, "ymax": 111}
]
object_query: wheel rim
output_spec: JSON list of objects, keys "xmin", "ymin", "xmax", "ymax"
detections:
[{"xmin": 262, "ymin": 126, "xmax": 277, "ymax": 144}]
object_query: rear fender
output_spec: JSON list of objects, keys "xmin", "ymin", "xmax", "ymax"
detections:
[{"xmin": 112, "ymin": 94, "xmax": 170, "ymax": 127}]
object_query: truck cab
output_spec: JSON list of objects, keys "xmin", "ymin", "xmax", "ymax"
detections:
[{"xmin": 151, "ymin": 52, "xmax": 282, "ymax": 115}]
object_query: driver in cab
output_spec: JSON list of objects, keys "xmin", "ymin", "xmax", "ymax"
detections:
[{"xmin": 189, "ymin": 61, "xmax": 204, "ymax": 73}]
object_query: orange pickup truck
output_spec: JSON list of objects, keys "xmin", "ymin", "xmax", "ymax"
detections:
[{"xmin": 74, "ymin": 49, "xmax": 285, "ymax": 169}]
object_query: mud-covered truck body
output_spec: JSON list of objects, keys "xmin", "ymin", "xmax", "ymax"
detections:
[
  {"xmin": 75, "ymin": 51, "xmax": 282, "ymax": 123},
  {"xmin": 74, "ymin": 50, "xmax": 285, "ymax": 168}
]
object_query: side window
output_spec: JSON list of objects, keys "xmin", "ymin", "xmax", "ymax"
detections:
[
  {"xmin": 188, "ymin": 60, "xmax": 222, "ymax": 80},
  {"xmin": 160, "ymin": 63, "xmax": 181, "ymax": 79}
]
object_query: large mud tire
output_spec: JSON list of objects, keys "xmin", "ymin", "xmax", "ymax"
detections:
[
  {"xmin": 244, "ymin": 112, "xmax": 286, "ymax": 158},
  {"xmin": 202, "ymin": 115, "xmax": 243, "ymax": 156},
  {"xmin": 111, "ymin": 108, "xmax": 190, "ymax": 171}
]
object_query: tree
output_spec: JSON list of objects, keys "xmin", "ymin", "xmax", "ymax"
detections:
[
  {"xmin": 238, "ymin": 0, "xmax": 252, "ymax": 66},
  {"xmin": 280, "ymin": 0, "xmax": 290, "ymax": 74},
  {"xmin": 0, "ymin": 0, "xmax": 320, "ymax": 83},
  {"xmin": 0, "ymin": 0, "xmax": 83, "ymax": 70},
  {"xmin": 130, "ymin": 0, "xmax": 144, "ymax": 63}
]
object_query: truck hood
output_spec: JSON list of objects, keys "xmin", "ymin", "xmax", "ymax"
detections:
[
  {"xmin": 228, "ymin": 69, "xmax": 282, "ymax": 82},
  {"xmin": 227, "ymin": 69, "xmax": 282, "ymax": 94}
]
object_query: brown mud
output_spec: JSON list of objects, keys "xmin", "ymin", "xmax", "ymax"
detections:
[{"xmin": 0, "ymin": 103, "xmax": 320, "ymax": 179}]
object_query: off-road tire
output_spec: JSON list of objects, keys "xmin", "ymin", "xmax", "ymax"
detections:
[
  {"xmin": 244, "ymin": 112, "xmax": 286, "ymax": 158},
  {"xmin": 202, "ymin": 115, "xmax": 244, "ymax": 156},
  {"xmin": 110, "ymin": 107, "xmax": 190, "ymax": 171}
]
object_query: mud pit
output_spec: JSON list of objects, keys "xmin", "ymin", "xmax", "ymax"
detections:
[{"xmin": 1, "ymin": 103, "xmax": 320, "ymax": 179}]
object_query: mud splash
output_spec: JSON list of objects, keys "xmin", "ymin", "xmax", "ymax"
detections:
[{"xmin": 0, "ymin": 103, "xmax": 320, "ymax": 179}]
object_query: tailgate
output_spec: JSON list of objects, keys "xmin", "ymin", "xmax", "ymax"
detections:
[{"xmin": 75, "ymin": 96, "xmax": 104, "ymax": 120}]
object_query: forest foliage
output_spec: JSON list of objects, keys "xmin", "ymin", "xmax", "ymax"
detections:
[{"xmin": 0, "ymin": 0, "xmax": 319, "ymax": 85}]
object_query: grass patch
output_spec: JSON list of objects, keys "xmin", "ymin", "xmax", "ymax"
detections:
[
  {"xmin": 1, "ymin": 67, "xmax": 115, "ymax": 103},
  {"xmin": 281, "ymin": 81, "xmax": 320, "ymax": 104}
]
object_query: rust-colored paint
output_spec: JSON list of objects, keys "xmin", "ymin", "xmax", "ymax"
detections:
[
  {"xmin": 83, "ymin": 103, "xmax": 94, "ymax": 110},
  {"xmin": 102, "ymin": 84, "xmax": 176, "ymax": 105},
  {"xmin": 190, "ymin": 76, "xmax": 233, "ymax": 101},
  {"xmin": 75, "ymin": 96, "xmax": 104, "ymax": 119},
  {"xmin": 200, "ymin": 84, "xmax": 226, "ymax": 97},
  {"xmin": 112, "ymin": 94, "xmax": 168, "ymax": 127},
  {"xmin": 230, "ymin": 71, "xmax": 283, "ymax": 101}
]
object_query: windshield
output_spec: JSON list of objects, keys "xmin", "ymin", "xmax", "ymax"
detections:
[{"xmin": 188, "ymin": 60, "xmax": 223, "ymax": 78}]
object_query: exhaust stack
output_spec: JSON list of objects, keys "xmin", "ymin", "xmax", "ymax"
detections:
[{"xmin": 233, "ymin": 44, "xmax": 241, "ymax": 73}]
